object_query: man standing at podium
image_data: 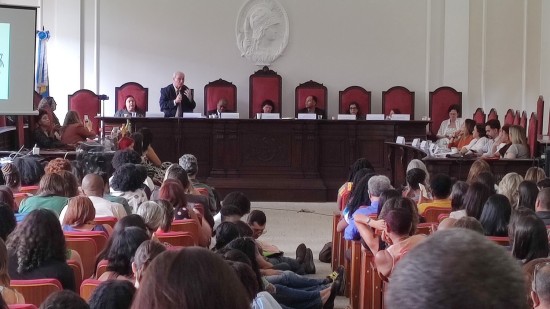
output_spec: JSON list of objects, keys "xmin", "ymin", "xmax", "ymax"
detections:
[{"xmin": 159, "ymin": 71, "xmax": 196, "ymax": 117}]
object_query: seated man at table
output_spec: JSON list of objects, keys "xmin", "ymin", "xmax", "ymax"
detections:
[
  {"xmin": 297, "ymin": 95, "xmax": 325, "ymax": 117},
  {"xmin": 481, "ymin": 119, "xmax": 501, "ymax": 157},
  {"xmin": 207, "ymin": 99, "xmax": 232, "ymax": 117},
  {"xmin": 159, "ymin": 71, "xmax": 196, "ymax": 117},
  {"xmin": 417, "ymin": 174, "xmax": 452, "ymax": 215}
]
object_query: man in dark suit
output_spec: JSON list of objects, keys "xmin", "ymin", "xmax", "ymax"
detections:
[
  {"xmin": 159, "ymin": 71, "xmax": 196, "ymax": 117},
  {"xmin": 297, "ymin": 95, "xmax": 325, "ymax": 118},
  {"xmin": 207, "ymin": 99, "xmax": 232, "ymax": 118}
]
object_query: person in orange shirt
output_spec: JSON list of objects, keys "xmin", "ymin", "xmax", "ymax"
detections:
[
  {"xmin": 417, "ymin": 174, "xmax": 452, "ymax": 215},
  {"xmin": 448, "ymin": 119, "xmax": 475, "ymax": 150}
]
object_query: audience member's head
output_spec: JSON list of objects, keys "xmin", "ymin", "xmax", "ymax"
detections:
[
  {"xmin": 454, "ymin": 216, "xmax": 484, "ymax": 234},
  {"xmin": 463, "ymin": 182, "xmax": 492, "ymax": 220},
  {"xmin": 406, "ymin": 159, "xmax": 430, "ymax": 185},
  {"xmin": 526, "ymin": 167, "xmax": 546, "ymax": 184},
  {"xmin": 132, "ymin": 240, "xmax": 166, "ymax": 286},
  {"xmin": 158, "ymin": 179, "xmax": 188, "ymax": 220},
  {"xmin": 1, "ymin": 163, "xmax": 20, "ymax": 192},
  {"xmin": 476, "ymin": 172, "xmax": 496, "ymax": 194},
  {"xmin": 406, "ymin": 168, "xmax": 426, "ymax": 191},
  {"xmin": 220, "ymin": 205, "xmax": 243, "ymax": 223},
  {"xmin": 429, "ymin": 174, "xmax": 452, "ymax": 199},
  {"xmin": 479, "ymin": 194, "xmax": 511, "ymax": 237},
  {"xmin": 347, "ymin": 173, "xmax": 375, "ymax": 214},
  {"xmin": 498, "ymin": 172, "xmax": 524, "ymax": 207},
  {"xmin": 485, "ymin": 119, "xmax": 502, "ymax": 139},
  {"xmin": 105, "ymin": 226, "xmax": 149, "ymax": 277},
  {"xmin": 44, "ymin": 158, "xmax": 72, "ymax": 175},
  {"xmin": 538, "ymin": 179, "xmax": 550, "ymax": 191},
  {"xmin": 436, "ymin": 217, "xmax": 457, "ymax": 231},
  {"xmin": 385, "ymin": 229, "xmax": 526, "ymax": 309},
  {"xmin": 227, "ymin": 261, "xmax": 259, "ymax": 303},
  {"xmin": 225, "ymin": 237, "xmax": 263, "ymax": 291},
  {"xmin": 517, "ymin": 181, "xmax": 539, "ymax": 211},
  {"xmin": 111, "ymin": 164, "xmax": 147, "ymax": 192},
  {"xmin": 0, "ymin": 187, "xmax": 15, "ymax": 212},
  {"xmin": 509, "ymin": 208, "xmax": 549, "ymax": 264},
  {"xmin": 347, "ymin": 158, "xmax": 374, "ymax": 182},
  {"xmin": 154, "ymin": 199, "xmax": 174, "ymax": 233},
  {"xmin": 81, "ymin": 173, "xmax": 105, "ymax": 197},
  {"xmin": 58, "ymin": 170, "xmax": 80, "ymax": 197},
  {"xmin": 214, "ymin": 222, "xmax": 240, "ymax": 251},
  {"xmin": 383, "ymin": 208, "xmax": 414, "ymax": 238},
  {"xmin": 536, "ymin": 188, "xmax": 550, "ymax": 212},
  {"xmin": 39, "ymin": 290, "xmax": 89, "ymax": 309},
  {"xmin": 164, "ymin": 164, "xmax": 191, "ymax": 191},
  {"xmin": 7, "ymin": 209, "xmax": 66, "ymax": 273},
  {"xmin": 368, "ymin": 175, "xmax": 392, "ymax": 199},
  {"xmin": 0, "ymin": 203, "xmax": 15, "ymax": 241},
  {"xmin": 527, "ymin": 259, "xmax": 550, "ymax": 309},
  {"xmin": 62, "ymin": 196, "xmax": 96, "ymax": 227},
  {"xmin": 379, "ymin": 197, "xmax": 419, "ymax": 235},
  {"xmin": 13, "ymin": 156, "xmax": 44, "ymax": 186},
  {"xmin": 377, "ymin": 189, "xmax": 402, "ymax": 216},
  {"xmin": 234, "ymin": 221, "xmax": 253, "ymax": 238},
  {"xmin": 112, "ymin": 149, "xmax": 142, "ymax": 171},
  {"xmin": 178, "ymin": 154, "xmax": 198, "ymax": 177},
  {"xmin": 131, "ymin": 248, "xmax": 250, "ymax": 309},
  {"xmin": 88, "ymin": 279, "xmax": 136, "ymax": 309},
  {"xmin": 136, "ymin": 201, "xmax": 165, "ymax": 234},
  {"xmin": 450, "ymin": 181, "xmax": 469, "ymax": 212},
  {"xmin": 247, "ymin": 210, "xmax": 267, "ymax": 239},
  {"xmin": 466, "ymin": 159, "xmax": 491, "ymax": 184},
  {"xmin": 261, "ymin": 99, "xmax": 275, "ymax": 113},
  {"xmin": 222, "ymin": 192, "xmax": 251, "ymax": 215},
  {"xmin": 70, "ymin": 160, "xmax": 85, "ymax": 185},
  {"xmin": 36, "ymin": 172, "xmax": 65, "ymax": 197}
]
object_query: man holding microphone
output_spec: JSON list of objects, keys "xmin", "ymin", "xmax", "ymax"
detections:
[{"xmin": 159, "ymin": 71, "xmax": 196, "ymax": 117}]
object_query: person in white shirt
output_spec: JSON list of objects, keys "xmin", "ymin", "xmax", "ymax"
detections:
[
  {"xmin": 481, "ymin": 119, "xmax": 501, "ymax": 157},
  {"xmin": 462, "ymin": 124, "xmax": 489, "ymax": 155},
  {"xmin": 59, "ymin": 173, "xmax": 127, "ymax": 222},
  {"xmin": 435, "ymin": 104, "xmax": 463, "ymax": 148}
]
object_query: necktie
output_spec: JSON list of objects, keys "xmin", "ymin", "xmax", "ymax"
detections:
[{"xmin": 176, "ymin": 89, "xmax": 182, "ymax": 117}]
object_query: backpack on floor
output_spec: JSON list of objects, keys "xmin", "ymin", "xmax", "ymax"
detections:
[{"xmin": 319, "ymin": 242, "xmax": 332, "ymax": 263}]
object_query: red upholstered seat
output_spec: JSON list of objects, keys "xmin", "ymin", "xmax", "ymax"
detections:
[
  {"xmin": 64, "ymin": 231, "xmax": 108, "ymax": 253},
  {"xmin": 95, "ymin": 259, "xmax": 108, "ymax": 279},
  {"xmin": 520, "ymin": 111, "xmax": 527, "ymax": 128},
  {"xmin": 80, "ymin": 279, "xmax": 102, "ymax": 301},
  {"xmin": 487, "ymin": 108, "xmax": 498, "ymax": 121},
  {"xmin": 528, "ymin": 112, "xmax": 538, "ymax": 158},
  {"xmin": 504, "ymin": 109, "xmax": 515, "ymax": 125},
  {"xmin": 65, "ymin": 237, "xmax": 98, "ymax": 279},
  {"xmin": 339, "ymin": 86, "xmax": 371, "ymax": 115},
  {"xmin": 156, "ymin": 232, "xmax": 195, "ymax": 247},
  {"xmin": 94, "ymin": 216, "xmax": 118, "ymax": 228},
  {"xmin": 382, "ymin": 86, "xmax": 415, "ymax": 119},
  {"xmin": 8, "ymin": 304, "xmax": 38, "ymax": 309},
  {"xmin": 249, "ymin": 66, "xmax": 282, "ymax": 118},
  {"xmin": 423, "ymin": 207, "xmax": 451, "ymax": 223},
  {"xmin": 295, "ymin": 80, "xmax": 328, "ymax": 119},
  {"xmin": 536, "ymin": 95, "xmax": 544, "ymax": 135},
  {"xmin": 67, "ymin": 259, "xmax": 83, "ymax": 292},
  {"xmin": 429, "ymin": 87, "xmax": 462, "ymax": 135},
  {"xmin": 166, "ymin": 219, "xmax": 199, "ymax": 245},
  {"xmin": 10, "ymin": 279, "xmax": 62, "ymax": 307},
  {"xmin": 473, "ymin": 108, "xmax": 486, "ymax": 124},
  {"xmin": 203, "ymin": 79, "xmax": 237, "ymax": 115},
  {"xmin": 68, "ymin": 89, "xmax": 100, "ymax": 132},
  {"xmin": 487, "ymin": 236, "xmax": 510, "ymax": 246},
  {"xmin": 114, "ymin": 82, "xmax": 148, "ymax": 114}
]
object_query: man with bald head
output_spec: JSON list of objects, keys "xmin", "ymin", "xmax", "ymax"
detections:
[
  {"xmin": 159, "ymin": 71, "xmax": 196, "ymax": 117},
  {"xmin": 535, "ymin": 188, "xmax": 550, "ymax": 225},
  {"xmin": 59, "ymin": 173, "xmax": 127, "ymax": 223}
]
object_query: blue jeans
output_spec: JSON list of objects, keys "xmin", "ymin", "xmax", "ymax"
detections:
[
  {"xmin": 272, "ymin": 285, "xmax": 323, "ymax": 309},
  {"xmin": 268, "ymin": 256, "xmax": 305, "ymax": 274},
  {"xmin": 266, "ymin": 271, "xmax": 327, "ymax": 289}
]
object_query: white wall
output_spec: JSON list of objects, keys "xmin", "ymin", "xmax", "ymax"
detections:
[{"xmin": 33, "ymin": 0, "xmax": 548, "ymax": 127}]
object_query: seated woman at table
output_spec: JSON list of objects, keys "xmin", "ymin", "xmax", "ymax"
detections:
[
  {"xmin": 261, "ymin": 100, "xmax": 275, "ymax": 113},
  {"xmin": 435, "ymin": 104, "xmax": 463, "ymax": 148},
  {"xmin": 460, "ymin": 124, "xmax": 488, "ymax": 155},
  {"xmin": 348, "ymin": 102, "xmax": 364, "ymax": 120},
  {"xmin": 448, "ymin": 119, "xmax": 475, "ymax": 150},
  {"xmin": 388, "ymin": 108, "xmax": 401, "ymax": 119},
  {"xmin": 504, "ymin": 125, "xmax": 530, "ymax": 159},
  {"xmin": 37, "ymin": 96, "xmax": 61, "ymax": 134},
  {"xmin": 60, "ymin": 111, "xmax": 96, "ymax": 145},
  {"xmin": 493, "ymin": 125, "xmax": 512, "ymax": 157},
  {"xmin": 115, "ymin": 95, "xmax": 145, "ymax": 118},
  {"xmin": 33, "ymin": 109, "xmax": 66, "ymax": 149}
]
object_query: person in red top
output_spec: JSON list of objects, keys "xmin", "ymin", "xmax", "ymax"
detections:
[{"xmin": 60, "ymin": 111, "xmax": 96, "ymax": 145}]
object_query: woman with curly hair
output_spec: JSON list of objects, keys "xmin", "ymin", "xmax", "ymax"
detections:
[
  {"xmin": 7, "ymin": 209, "xmax": 75, "ymax": 290},
  {"xmin": 97, "ymin": 226, "xmax": 149, "ymax": 282},
  {"xmin": 61, "ymin": 196, "xmax": 110, "ymax": 234},
  {"xmin": 0, "ymin": 238, "xmax": 25, "ymax": 305},
  {"xmin": 0, "ymin": 163, "xmax": 20, "ymax": 193},
  {"xmin": 88, "ymin": 279, "xmax": 136, "ymax": 309},
  {"xmin": 498, "ymin": 172, "xmax": 524, "ymax": 208},
  {"xmin": 18, "ymin": 173, "xmax": 69, "ymax": 216},
  {"xmin": 132, "ymin": 128, "xmax": 171, "ymax": 185},
  {"xmin": 44, "ymin": 158, "xmax": 72, "ymax": 175},
  {"xmin": 58, "ymin": 171, "xmax": 80, "ymax": 198},
  {"xmin": 110, "ymin": 163, "xmax": 149, "ymax": 214}
]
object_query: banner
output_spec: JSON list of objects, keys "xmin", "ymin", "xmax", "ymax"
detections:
[{"xmin": 35, "ymin": 29, "xmax": 49, "ymax": 97}]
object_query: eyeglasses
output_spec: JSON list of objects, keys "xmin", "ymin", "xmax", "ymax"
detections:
[{"xmin": 532, "ymin": 261, "xmax": 550, "ymax": 293}]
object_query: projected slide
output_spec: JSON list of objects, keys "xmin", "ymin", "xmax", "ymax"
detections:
[{"xmin": 0, "ymin": 23, "xmax": 9, "ymax": 100}]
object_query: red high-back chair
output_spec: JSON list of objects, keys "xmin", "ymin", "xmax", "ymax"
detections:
[
  {"xmin": 204, "ymin": 79, "xmax": 237, "ymax": 115},
  {"xmin": 339, "ymin": 86, "xmax": 371, "ymax": 116},
  {"xmin": 473, "ymin": 108, "xmax": 486, "ymax": 124},
  {"xmin": 114, "ymin": 82, "xmax": 148, "ymax": 115},
  {"xmin": 537, "ymin": 95, "xmax": 544, "ymax": 135},
  {"xmin": 528, "ymin": 112, "xmax": 538, "ymax": 158},
  {"xmin": 504, "ymin": 109, "xmax": 515, "ymax": 125},
  {"xmin": 65, "ymin": 237, "xmax": 98, "ymax": 279},
  {"xmin": 80, "ymin": 279, "xmax": 102, "ymax": 301},
  {"xmin": 513, "ymin": 110, "xmax": 521, "ymax": 125},
  {"xmin": 249, "ymin": 66, "xmax": 282, "ymax": 118},
  {"xmin": 11, "ymin": 279, "xmax": 62, "ymax": 307},
  {"xmin": 520, "ymin": 111, "xmax": 527, "ymax": 128},
  {"xmin": 382, "ymin": 86, "xmax": 415, "ymax": 118},
  {"xmin": 68, "ymin": 89, "xmax": 100, "ymax": 132},
  {"xmin": 487, "ymin": 108, "xmax": 498, "ymax": 121},
  {"xmin": 295, "ymin": 80, "xmax": 328, "ymax": 119},
  {"xmin": 429, "ymin": 86, "xmax": 462, "ymax": 135}
]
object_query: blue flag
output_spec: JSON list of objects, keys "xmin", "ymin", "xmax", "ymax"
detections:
[{"xmin": 35, "ymin": 30, "xmax": 50, "ymax": 98}]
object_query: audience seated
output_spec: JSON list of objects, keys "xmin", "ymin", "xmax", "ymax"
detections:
[
  {"xmin": 462, "ymin": 182, "xmax": 492, "ymax": 220},
  {"xmin": 213, "ymin": 191, "xmax": 251, "ymax": 230},
  {"xmin": 60, "ymin": 196, "xmax": 111, "ymax": 234},
  {"xmin": 0, "ymin": 202, "xmax": 15, "ymax": 242},
  {"xmin": 44, "ymin": 158, "xmax": 72, "ymax": 175},
  {"xmin": 18, "ymin": 173, "xmax": 69, "ymax": 216},
  {"xmin": 498, "ymin": 172, "xmax": 523, "ymax": 207},
  {"xmin": 227, "ymin": 261, "xmax": 283, "ymax": 309},
  {"xmin": 110, "ymin": 164, "xmax": 149, "ymax": 213},
  {"xmin": 477, "ymin": 171, "xmax": 497, "ymax": 194},
  {"xmin": 509, "ymin": 208, "xmax": 549, "ymax": 264},
  {"xmin": 135, "ymin": 201, "xmax": 165, "ymax": 235},
  {"xmin": 1, "ymin": 163, "xmax": 21, "ymax": 193},
  {"xmin": 453, "ymin": 216, "xmax": 484, "ymax": 234},
  {"xmin": 402, "ymin": 168, "xmax": 429, "ymax": 203},
  {"xmin": 34, "ymin": 110, "xmax": 66, "ymax": 149},
  {"xmin": 38, "ymin": 290, "xmax": 88, "ymax": 309},
  {"xmin": 479, "ymin": 194, "xmax": 511, "ymax": 237},
  {"xmin": 81, "ymin": 174, "xmax": 126, "ymax": 219},
  {"xmin": 406, "ymin": 159, "xmax": 430, "ymax": 188},
  {"xmin": 179, "ymin": 154, "xmax": 219, "ymax": 212},
  {"xmin": 13, "ymin": 156, "xmax": 44, "ymax": 186},
  {"xmin": 517, "ymin": 180, "xmax": 538, "ymax": 211},
  {"xmin": 336, "ymin": 158, "xmax": 374, "ymax": 211},
  {"xmin": 111, "ymin": 149, "xmax": 154, "ymax": 192},
  {"xmin": 132, "ymin": 128, "xmax": 165, "ymax": 184},
  {"xmin": 58, "ymin": 170, "xmax": 80, "ymax": 198},
  {"xmin": 448, "ymin": 181, "xmax": 468, "ymax": 219},
  {"xmin": 336, "ymin": 172, "xmax": 374, "ymax": 234},
  {"xmin": 131, "ymin": 240, "xmax": 166, "ymax": 288},
  {"xmin": 385, "ymin": 229, "xmax": 527, "ymax": 308},
  {"xmin": 88, "ymin": 280, "xmax": 136, "ymax": 309},
  {"xmin": 131, "ymin": 248, "xmax": 251, "ymax": 309},
  {"xmin": 535, "ymin": 188, "xmax": 550, "ymax": 225},
  {"xmin": 97, "ymin": 226, "xmax": 149, "ymax": 282},
  {"xmin": 417, "ymin": 174, "xmax": 452, "ymax": 215},
  {"xmin": 7, "ymin": 209, "xmax": 75, "ymax": 291},
  {"xmin": 529, "ymin": 260, "xmax": 550, "ymax": 309},
  {"xmin": 465, "ymin": 159, "xmax": 491, "ymax": 184},
  {"xmin": 526, "ymin": 167, "xmax": 546, "ymax": 183},
  {"xmin": 214, "ymin": 222, "xmax": 240, "ymax": 251},
  {"xmin": 0, "ymin": 239, "xmax": 25, "ymax": 305}
]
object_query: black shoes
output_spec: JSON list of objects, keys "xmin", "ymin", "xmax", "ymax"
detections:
[
  {"xmin": 304, "ymin": 248, "xmax": 316, "ymax": 274},
  {"xmin": 296, "ymin": 243, "xmax": 307, "ymax": 264},
  {"xmin": 323, "ymin": 266, "xmax": 345, "ymax": 309}
]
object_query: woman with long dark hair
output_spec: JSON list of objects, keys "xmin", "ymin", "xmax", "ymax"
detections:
[
  {"xmin": 479, "ymin": 194, "xmax": 512, "ymax": 237},
  {"xmin": 509, "ymin": 208, "xmax": 549, "ymax": 264}
]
